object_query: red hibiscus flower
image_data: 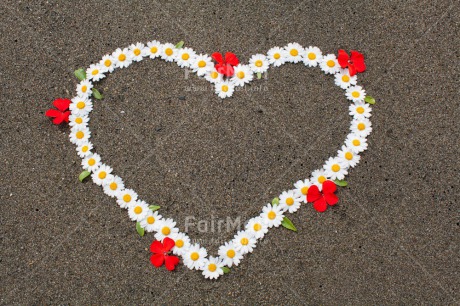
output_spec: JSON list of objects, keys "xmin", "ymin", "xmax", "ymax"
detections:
[
  {"xmin": 150, "ymin": 237, "xmax": 180, "ymax": 271},
  {"xmin": 337, "ymin": 50, "xmax": 366, "ymax": 77},
  {"xmin": 211, "ymin": 52, "xmax": 239, "ymax": 77},
  {"xmin": 306, "ymin": 180, "xmax": 339, "ymax": 212},
  {"xmin": 45, "ymin": 98, "xmax": 71, "ymax": 125}
]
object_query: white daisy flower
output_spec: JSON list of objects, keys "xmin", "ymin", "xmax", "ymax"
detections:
[
  {"xmin": 140, "ymin": 210, "xmax": 162, "ymax": 232},
  {"xmin": 337, "ymin": 145, "xmax": 361, "ymax": 168},
  {"xmin": 76, "ymin": 141, "xmax": 93, "ymax": 158},
  {"xmin": 183, "ymin": 244, "xmax": 207, "ymax": 270},
  {"xmin": 160, "ymin": 43, "xmax": 177, "ymax": 62},
  {"xmin": 245, "ymin": 217, "xmax": 268, "ymax": 239},
  {"xmin": 260, "ymin": 204, "xmax": 284, "ymax": 228},
  {"xmin": 86, "ymin": 64, "xmax": 105, "ymax": 82},
  {"xmin": 231, "ymin": 64, "xmax": 253, "ymax": 86},
  {"xmin": 233, "ymin": 230, "xmax": 257, "ymax": 254},
  {"xmin": 128, "ymin": 200, "xmax": 149, "ymax": 222},
  {"xmin": 334, "ymin": 68, "xmax": 357, "ymax": 89},
  {"xmin": 202, "ymin": 256, "xmax": 225, "ymax": 280},
  {"xmin": 76, "ymin": 80, "xmax": 93, "ymax": 97},
  {"xmin": 191, "ymin": 54, "xmax": 213, "ymax": 76},
  {"xmin": 103, "ymin": 175, "xmax": 124, "ymax": 197},
  {"xmin": 143, "ymin": 40, "xmax": 162, "ymax": 59},
  {"xmin": 68, "ymin": 114, "xmax": 89, "ymax": 128},
  {"xmin": 324, "ymin": 157, "xmax": 348, "ymax": 180},
  {"xmin": 91, "ymin": 164, "xmax": 113, "ymax": 186},
  {"xmin": 129, "ymin": 42, "xmax": 145, "ymax": 62},
  {"xmin": 284, "ymin": 42, "xmax": 305, "ymax": 63},
  {"xmin": 351, "ymin": 118, "xmax": 372, "ymax": 137},
  {"xmin": 249, "ymin": 54, "xmax": 269, "ymax": 73},
  {"xmin": 320, "ymin": 54, "xmax": 340, "ymax": 74},
  {"xmin": 69, "ymin": 126, "xmax": 91, "ymax": 145},
  {"xmin": 154, "ymin": 218, "xmax": 179, "ymax": 241},
  {"xmin": 176, "ymin": 47, "xmax": 196, "ymax": 68},
  {"xmin": 112, "ymin": 47, "xmax": 133, "ymax": 69},
  {"xmin": 115, "ymin": 188, "xmax": 138, "ymax": 208},
  {"xmin": 81, "ymin": 153, "xmax": 101, "ymax": 172},
  {"xmin": 279, "ymin": 190, "xmax": 302, "ymax": 213},
  {"xmin": 346, "ymin": 85, "xmax": 366, "ymax": 102},
  {"xmin": 170, "ymin": 232, "xmax": 191, "ymax": 256},
  {"xmin": 69, "ymin": 96, "xmax": 93, "ymax": 116},
  {"xmin": 345, "ymin": 134, "xmax": 368, "ymax": 153},
  {"xmin": 267, "ymin": 46, "xmax": 287, "ymax": 67},
  {"xmin": 99, "ymin": 54, "xmax": 116, "ymax": 73},
  {"xmin": 311, "ymin": 169, "xmax": 329, "ymax": 189},
  {"xmin": 303, "ymin": 46, "xmax": 323, "ymax": 67},
  {"xmin": 349, "ymin": 102, "xmax": 372, "ymax": 119},
  {"xmin": 293, "ymin": 179, "xmax": 311, "ymax": 203},
  {"xmin": 204, "ymin": 68, "xmax": 223, "ymax": 84},
  {"xmin": 215, "ymin": 80, "xmax": 234, "ymax": 99},
  {"xmin": 218, "ymin": 241, "xmax": 243, "ymax": 267}
]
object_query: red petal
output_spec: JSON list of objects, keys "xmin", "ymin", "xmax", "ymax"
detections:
[
  {"xmin": 313, "ymin": 197, "xmax": 328, "ymax": 212},
  {"xmin": 337, "ymin": 49, "xmax": 349, "ymax": 68},
  {"xmin": 322, "ymin": 180, "xmax": 337, "ymax": 194},
  {"xmin": 62, "ymin": 111, "xmax": 71, "ymax": 123},
  {"xmin": 150, "ymin": 253, "xmax": 165, "ymax": 267},
  {"xmin": 53, "ymin": 98, "xmax": 71, "ymax": 111},
  {"xmin": 164, "ymin": 255, "xmax": 180, "ymax": 271},
  {"xmin": 215, "ymin": 63, "xmax": 227, "ymax": 74},
  {"xmin": 348, "ymin": 64, "xmax": 357, "ymax": 77},
  {"xmin": 45, "ymin": 109, "xmax": 61, "ymax": 118},
  {"xmin": 350, "ymin": 51, "xmax": 366, "ymax": 73},
  {"xmin": 52, "ymin": 113, "xmax": 66, "ymax": 125},
  {"xmin": 150, "ymin": 240, "xmax": 164, "ymax": 254},
  {"xmin": 163, "ymin": 237, "xmax": 175, "ymax": 252},
  {"xmin": 222, "ymin": 64, "xmax": 234, "ymax": 77},
  {"xmin": 211, "ymin": 52, "xmax": 224, "ymax": 64},
  {"xmin": 325, "ymin": 193, "xmax": 339, "ymax": 206},
  {"xmin": 225, "ymin": 52, "xmax": 239, "ymax": 66},
  {"xmin": 307, "ymin": 185, "xmax": 322, "ymax": 203}
]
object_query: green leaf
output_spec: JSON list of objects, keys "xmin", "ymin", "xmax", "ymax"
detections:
[
  {"xmin": 92, "ymin": 88, "xmax": 103, "ymax": 100},
  {"xmin": 78, "ymin": 170, "xmax": 91, "ymax": 182},
  {"xmin": 222, "ymin": 266, "xmax": 231, "ymax": 273},
  {"xmin": 334, "ymin": 179, "xmax": 348, "ymax": 187},
  {"xmin": 149, "ymin": 205, "xmax": 161, "ymax": 212},
  {"xmin": 281, "ymin": 216, "xmax": 297, "ymax": 232},
  {"xmin": 136, "ymin": 222, "xmax": 145, "ymax": 236},
  {"xmin": 271, "ymin": 197, "xmax": 280, "ymax": 206},
  {"xmin": 257, "ymin": 72, "xmax": 262, "ymax": 79},
  {"xmin": 364, "ymin": 95, "xmax": 376, "ymax": 105},
  {"xmin": 175, "ymin": 40, "xmax": 184, "ymax": 49},
  {"xmin": 74, "ymin": 68, "xmax": 86, "ymax": 81}
]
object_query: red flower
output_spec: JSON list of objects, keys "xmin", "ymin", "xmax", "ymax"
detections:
[
  {"xmin": 211, "ymin": 52, "xmax": 239, "ymax": 77},
  {"xmin": 306, "ymin": 180, "xmax": 339, "ymax": 212},
  {"xmin": 45, "ymin": 98, "xmax": 71, "ymax": 125},
  {"xmin": 150, "ymin": 237, "xmax": 180, "ymax": 271},
  {"xmin": 337, "ymin": 50, "xmax": 366, "ymax": 77}
]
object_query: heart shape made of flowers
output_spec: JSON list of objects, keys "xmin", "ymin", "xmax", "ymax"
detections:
[{"xmin": 66, "ymin": 41, "xmax": 374, "ymax": 279}]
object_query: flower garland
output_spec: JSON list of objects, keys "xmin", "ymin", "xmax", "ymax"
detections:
[{"xmin": 46, "ymin": 41, "xmax": 375, "ymax": 280}]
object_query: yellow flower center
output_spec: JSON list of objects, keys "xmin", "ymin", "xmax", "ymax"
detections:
[
  {"xmin": 356, "ymin": 106, "xmax": 365, "ymax": 114},
  {"xmin": 109, "ymin": 182, "xmax": 117, "ymax": 190},
  {"xmin": 134, "ymin": 48, "xmax": 141, "ymax": 56},
  {"xmin": 211, "ymin": 71, "xmax": 218, "ymax": 79},
  {"xmin": 255, "ymin": 60, "xmax": 263, "ymax": 67},
  {"xmin": 75, "ymin": 117, "xmax": 83, "ymax": 124},
  {"xmin": 76, "ymin": 101, "xmax": 85, "ymax": 109},
  {"xmin": 353, "ymin": 139, "xmax": 361, "ymax": 146},
  {"xmin": 175, "ymin": 239, "xmax": 184, "ymax": 248},
  {"xmin": 342, "ymin": 75, "xmax": 350, "ymax": 82},
  {"xmin": 318, "ymin": 175, "xmax": 326, "ymax": 184},
  {"xmin": 104, "ymin": 59, "xmax": 112, "ymax": 67},
  {"xmin": 290, "ymin": 49, "xmax": 298, "ymax": 56},
  {"xmin": 82, "ymin": 145, "xmax": 89, "ymax": 153},
  {"xmin": 308, "ymin": 52, "xmax": 316, "ymax": 60},
  {"xmin": 88, "ymin": 158, "xmax": 95, "ymax": 166},
  {"xmin": 327, "ymin": 60, "xmax": 335, "ymax": 67},
  {"xmin": 123, "ymin": 194, "xmax": 131, "ymax": 203},
  {"xmin": 352, "ymin": 91, "xmax": 360, "ymax": 98},
  {"xmin": 273, "ymin": 53, "xmax": 280, "ymax": 59},
  {"xmin": 345, "ymin": 152, "xmax": 353, "ymax": 160},
  {"xmin": 198, "ymin": 60, "xmax": 206, "ymax": 68},
  {"xmin": 147, "ymin": 216, "xmax": 155, "ymax": 224},
  {"xmin": 227, "ymin": 249, "xmax": 235, "ymax": 258},
  {"xmin": 181, "ymin": 53, "xmax": 189, "ymax": 60},
  {"xmin": 134, "ymin": 206, "xmax": 142, "ymax": 214},
  {"xmin": 332, "ymin": 164, "xmax": 340, "ymax": 172},
  {"xmin": 301, "ymin": 186, "xmax": 309, "ymax": 195},
  {"xmin": 286, "ymin": 197, "xmax": 294, "ymax": 206},
  {"xmin": 118, "ymin": 54, "xmax": 126, "ymax": 61},
  {"xmin": 98, "ymin": 171, "xmax": 107, "ymax": 179},
  {"xmin": 241, "ymin": 238, "xmax": 249, "ymax": 245},
  {"xmin": 91, "ymin": 69, "xmax": 99, "ymax": 76},
  {"xmin": 253, "ymin": 223, "xmax": 262, "ymax": 231},
  {"xmin": 237, "ymin": 71, "xmax": 245, "ymax": 79},
  {"xmin": 76, "ymin": 131, "xmax": 84, "ymax": 139},
  {"xmin": 268, "ymin": 211, "xmax": 276, "ymax": 220},
  {"xmin": 150, "ymin": 46, "xmax": 158, "ymax": 54},
  {"xmin": 190, "ymin": 252, "xmax": 199, "ymax": 261},
  {"xmin": 222, "ymin": 85, "xmax": 229, "ymax": 92},
  {"xmin": 81, "ymin": 85, "xmax": 87, "ymax": 93},
  {"xmin": 208, "ymin": 263, "xmax": 217, "ymax": 272},
  {"xmin": 357, "ymin": 123, "xmax": 365, "ymax": 130},
  {"xmin": 162, "ymin": 227, "xmax": 171, "ymax": 235},
  {"xmin": 165, "ymin": 48, "xmax": 173, "ymax": 56}
]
